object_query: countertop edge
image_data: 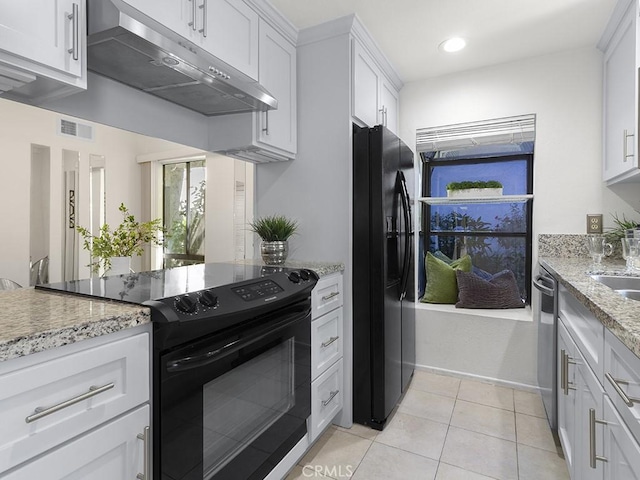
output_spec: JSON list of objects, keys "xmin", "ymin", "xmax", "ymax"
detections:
[{"xmin": 540, "ymin": 257, "xmax": 640, "ymax": 359}]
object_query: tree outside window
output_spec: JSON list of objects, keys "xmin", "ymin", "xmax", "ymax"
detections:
[{"xmin": 163, "ymin": 160, "xmax": 206, "ymax": 268}]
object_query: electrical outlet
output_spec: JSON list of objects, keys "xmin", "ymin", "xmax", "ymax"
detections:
[{"xmin": 587, "ymin": 214, "xmax": 603, "ymax": 234}]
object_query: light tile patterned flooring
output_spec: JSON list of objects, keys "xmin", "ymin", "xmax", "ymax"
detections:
[{"xmin": 286, "ymin": 371, "xmax": 570, "ymax": 480}]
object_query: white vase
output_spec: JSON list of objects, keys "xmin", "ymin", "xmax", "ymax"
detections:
[{"xmin": 108, "ymin": 256, "xmax": 132, "ymax": 276}]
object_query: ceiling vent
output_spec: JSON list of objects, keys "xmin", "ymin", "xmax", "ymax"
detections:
[{"xmin": 57, "ymin": 118, "xmax": 95, "ymax": 141}]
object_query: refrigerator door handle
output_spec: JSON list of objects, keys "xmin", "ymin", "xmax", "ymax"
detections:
[{"xmin": 398, "ymin": 171, "xmax": 413, "ymax": 300}]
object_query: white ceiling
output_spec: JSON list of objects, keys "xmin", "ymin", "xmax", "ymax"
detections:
[{"xmin": 269, "ymin": 0, "xmax": 618, "ymax": 83}]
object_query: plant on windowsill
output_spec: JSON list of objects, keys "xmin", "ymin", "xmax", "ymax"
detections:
[
  {"xmin": 248, "ymin": 214, "xmax": 298, "ymax": 265},
  {"xmin": 446, "ymin": 180, "xmax": 503, "ymax": 198},
  {"xmin": 76, "ymin": 203, "xmax": 163, "ymax": 275}
]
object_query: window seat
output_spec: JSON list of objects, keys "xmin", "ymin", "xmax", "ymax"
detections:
[
  {"xmin": 414, "ymin": 303, "xmax": 537, "ymax": 388},
  {"xmin": 415, "ymin": 302, "xmax": 532, "ymax": 322}
]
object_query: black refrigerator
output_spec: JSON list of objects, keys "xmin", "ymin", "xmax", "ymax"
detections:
[{"xmin": 352, "ymin": 124, "xmax": 415, "ymax": 430}]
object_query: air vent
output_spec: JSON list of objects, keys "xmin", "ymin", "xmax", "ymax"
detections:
[{"xmin": 57, "ymin": 118, "xmax": 95, "ymax": 141}]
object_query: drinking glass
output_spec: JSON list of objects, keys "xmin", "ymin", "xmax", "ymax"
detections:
[
  {"xmin": 622, "ymin": 237, "xmax": 640, "ymax": 273},
  {"xmin": 585, "ymin": 234, "xmax": 613, "ymax": 273}
]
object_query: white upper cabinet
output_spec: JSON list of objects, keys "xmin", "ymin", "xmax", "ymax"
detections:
[
  {"xmin": 256, "ymin": 19, "xmax": 296, "ymax": 154},
  {"xmin": 123, "ymin": 0, "xmax": 259, "ymax": 80},
  {"xmin": 352, "ymin": 39, "xmax": 399, "ymax": 135},
  {"xmin": 600, "ymin": 0, "xmax": 639, "ymax": 184},
  {"xmin": 0, "ymin": 0, "xmax": 86, "ymax": 100},
  {"xmin": 208, "ymin": 18, "xmax": 297, "ymax": 162},
  {"xmin": 121, "ymin": 0, "xmax": 195, "ymax": 40},
  {"xmin": 352, "ymin": 40, "xmax": 380, "ymax": 128},
  {"xmin": 204, "ymin": 0, "xmax": 259, "ymax": 80}
]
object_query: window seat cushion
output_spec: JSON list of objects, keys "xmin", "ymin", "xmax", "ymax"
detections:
[
  {"xmin": 421, "ymin": 252, "xmax": 472, "ymax": 304},
  {"xmin": 455, "ymin": 269, "xmax": 524, "ymax": 309}
]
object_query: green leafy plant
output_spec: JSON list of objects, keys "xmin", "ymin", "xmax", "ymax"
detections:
[
  {"xmin": 604, "ymin": 213, "xmax": 640, "ymax": 244},
  {"xmin": 446, "ymin": 180, "xmax": 503, "ymax": 190},
  {"xmin": 77, "ymin": 203, "xmax": 163, "ymax": 273},
  {"xmin": 249, "ymin": 215, "xmax": 298, "ymax": 241}
]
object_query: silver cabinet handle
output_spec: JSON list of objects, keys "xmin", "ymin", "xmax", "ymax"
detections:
[
  {"xmin": 25, "ymin": 382, "xmax": 115, "ymax": 423},
  {"xmin": 322, "ymin": 389, "xmax": 339, "ymax": 407},
  {"xmin": 623, "ymin": 129, "xmax": 635, "ymax": 162},
  {"xmin": 262, "ymin": 110, "xmax": 269, "ymax": 135},
  {"xmin": 561, "ymin": 349, "xmax": 576, "ymax": 395},
  {"xmin": 188, "ymin": 0, "xmax": 196, "ymax": 30},
  {"xmin": 198, "ymin": 0, "xmax": 207, "ymax": 37},
  {"xmin": 605, "ymin": 373, "xmax": 640, "ymax": 407},
  {"xmin": 321, "ymin": 336, "xmax": 339, "ymax": 348},
  {"xmin": 589, "ymin": 408, "xmax": 608, "ymax": 468},
  {"xmin": 67, "ymin": 3, "xmax": 79, "ymax": 61},
  {"xmin": 136, "ymin": 426, "xmax": 150, "ymax": 480},
  {"xmin": 321, "ymin": 291, "xmax": 339, "ymax": 302}
]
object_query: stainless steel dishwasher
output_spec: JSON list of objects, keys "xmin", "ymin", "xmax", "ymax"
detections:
[{"xmin": 533, "ymin": 265, "xmax": 558, "ymax": 438}]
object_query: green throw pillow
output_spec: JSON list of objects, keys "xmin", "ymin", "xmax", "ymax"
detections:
[{"xmin": 421, "ymin": 252, "xmax": 472, "ymax": 304}]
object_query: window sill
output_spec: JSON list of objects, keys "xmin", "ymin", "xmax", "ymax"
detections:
[{"xmin": 415, "ymin": 302, "xmax": 533, "ymax": 322}]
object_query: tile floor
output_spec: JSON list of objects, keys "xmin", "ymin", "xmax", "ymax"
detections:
[{"xmin": 286, "ymin": 371, "xmax": 570, "ymax": 480}]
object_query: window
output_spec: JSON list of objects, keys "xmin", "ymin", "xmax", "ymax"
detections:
[
  {"xmin": 417, "ymin": 116, "xmax": 534, "ymax": 304},
  {"xmin": 163, "ymin": 159, "xmax": 206, "ymax": 268}
]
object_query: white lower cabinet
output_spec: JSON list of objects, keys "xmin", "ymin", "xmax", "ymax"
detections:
[
  {"xmin": 558, "ymin": 287, "xmax": 640, "ymax": 480},
  {"xmin": 603, "ymin": 396, "xmax": 640, "ymax": 478},
  {"xmin": 310, "ymin": 358, "xmax": 343, "ymax": 441},
  {"xmin": 3, "ymin": 404, "xmax": 150, "ymax": 480},
  {"xmin": 0, "ymin": 327, "xmax": 151, "ymax": 478},
  {"xmin": 558, "ymin": 321, "xmax": 578, "ymax": 475},
  {"xmin": 309, "ymin": 272, "xmax": 344, "ymax": 443}
]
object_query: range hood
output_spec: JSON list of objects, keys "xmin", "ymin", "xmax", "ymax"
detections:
[{"xmin": 87, "ymin": 0, "xmax": 277, "ymax": 116}]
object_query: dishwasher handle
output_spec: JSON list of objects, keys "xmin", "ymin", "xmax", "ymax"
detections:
[{"xmin": 533, "ymin": 274, "xmax": 555, "ymax": 297}]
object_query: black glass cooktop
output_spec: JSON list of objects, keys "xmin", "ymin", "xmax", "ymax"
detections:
[{"xmin": 36, "ymin": 263, "xmax": 291, "ymax": 304}]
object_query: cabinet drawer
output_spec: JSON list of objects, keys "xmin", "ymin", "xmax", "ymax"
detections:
[
  {"xmin": 604, "ymin": 328, "xmax": 640, "ymax": 443},
  {"xmin": 2, "ymin": 404, "xmax": 149, "ymax": 479},
  {"xmin": 0, "ymin": 332, "xmax": 149, "ymax": 473},
  {"xmin": 310, "ymin": 358, "xmax": 343, "ymax": 442},
  {"xmin": 311, "ymin": 273, "xmax": 343, "ymax": 319},
  {"xmin": 559, "ymin": 284, "xmax": 604, "ymax": 380},
  {"xmin": 311, "ymin": 308, "xmax": 343, "ymax": 381}
]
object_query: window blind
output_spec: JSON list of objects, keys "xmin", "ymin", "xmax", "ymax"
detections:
[{"xmin": 416, "ymin": 114, "xmax": 536, "ymax": 153}]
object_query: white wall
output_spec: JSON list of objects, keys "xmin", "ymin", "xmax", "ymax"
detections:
[{"xmin": 400, "ymin": 47, "xmax": 640, "ymax": 387}]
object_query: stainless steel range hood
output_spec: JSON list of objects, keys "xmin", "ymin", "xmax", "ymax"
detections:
[{"xmin": 87, "ymin": 0, "xmax": 277, "ymax": 116}]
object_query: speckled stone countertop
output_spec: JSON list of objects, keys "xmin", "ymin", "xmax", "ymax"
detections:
[
  {"xmin": 0, "ymin": 288, "xmax": 150, "ymax": 362},
  {"xmin": 540, "ymin": 256, "xmax": 640, "ymax": 358},
  {"xmin": 235, "ymin": 259, "xmax": 345, "ymax": 277}
]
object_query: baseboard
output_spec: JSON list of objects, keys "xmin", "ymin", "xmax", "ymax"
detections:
[{"xmin": 415, "ymin": 364, "xmax": 540, "ymax": 394}]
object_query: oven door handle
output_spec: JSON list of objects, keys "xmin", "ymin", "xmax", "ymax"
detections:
[{"xmin": 166, "ymin": 308, "xmax": 310, "ymax": 373}]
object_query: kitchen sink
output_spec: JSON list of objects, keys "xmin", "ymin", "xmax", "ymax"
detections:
[
  {"xmin": 590, "ymin": 275, "xmax": 640, "ymax": 291},
  {"xmin": 590, "ymin": 275, "xmax": 640, "ymax": 301},
  {"xmin": 617, "ymin": 289, "xmax": 640, "ymax": 301}
]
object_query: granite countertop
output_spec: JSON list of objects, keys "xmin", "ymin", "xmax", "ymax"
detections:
[
  {"xmin": 0, "ymin": 288, "xmax": 150, "ymax": 363},
  {"xmin": 0, "ymin": 260, "xmax": 342, "ymax": 363},
  {"xmin": 235, "ymin": 259, "xmax": 345, "ymax": 277},
  {"xmin": 540, "ymin": 256, "xmax": 640, "ymax": 358}
]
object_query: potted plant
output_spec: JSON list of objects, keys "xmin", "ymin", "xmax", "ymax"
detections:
[
  {"xmin": 77, "ymin": 203, "xmax": 163, "ymax": 275},
  {"xmin": 446, "ymin": 180, "xmax": 503, "ymax": 198},
  {"xmin": 249, "ymin": 215, "xmax": 298, "ymax": 265},
  {"xmin": 605, "ymin": 212, "xmax": 639, "ymax": 242}
]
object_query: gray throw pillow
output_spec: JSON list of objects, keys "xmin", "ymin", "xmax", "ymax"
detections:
[{"xmin": 455, "ymin": 269, "xmax": 524, "ymax": 309}]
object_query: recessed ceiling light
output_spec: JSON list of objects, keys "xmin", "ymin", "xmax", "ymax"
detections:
[{"xmin": 439, "ymin": 37, "xmax": 466, "ymax": 53}]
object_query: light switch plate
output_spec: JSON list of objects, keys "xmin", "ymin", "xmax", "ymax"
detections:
[{"xmin": 587, "ymin": 214, "xmax": 603, "ymax": 234}]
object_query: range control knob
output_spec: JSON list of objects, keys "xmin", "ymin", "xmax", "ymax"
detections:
[
  {"xmin": 175, "ymin": 294, "xmax": 197, "ymax": 314},
  {"xmin": 288, "ymin": 271, "xmax": 301, "ymax": 283},
  {"xmin": 199, "ymin": 289, "xmax": 218, "ymax": 308},
  {"xmin": 299, "ymin": 269, "xmax": 310, "ymax": 281}
]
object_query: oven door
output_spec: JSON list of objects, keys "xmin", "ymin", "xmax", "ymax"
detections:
[{"xmin": 156, "ymin": 300, "xmax": 311, "ymax": 480}]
